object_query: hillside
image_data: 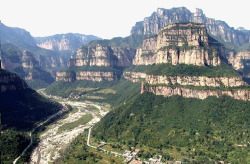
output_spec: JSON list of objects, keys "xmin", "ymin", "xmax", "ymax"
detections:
[
  {"xmin": 0, "ymin": 68, "xmax": 62, "ymax": 163},
  {"xmin": 92, "ymin": 93, "xmax": 250, "ymax": 163}
]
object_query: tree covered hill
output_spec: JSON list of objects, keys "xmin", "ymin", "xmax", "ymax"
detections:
[{"xmin": 92, "ymin": 93, "xmax": 250, "ymax": 163}]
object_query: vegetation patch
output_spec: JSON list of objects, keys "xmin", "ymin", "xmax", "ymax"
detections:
[
  {"xmin": 94, "ymin": 88, "xmax": 116, "ymax": 94},
  {"xmin": 60, "ymin": 133, "xmax": 124, "ymax": 164},
  {"xmin": 45, "ymin": 79, "xmax": 140, "ymax": 107},
  {"xmin": 146, "ymin": 63, "xmax": 240, "ymax": 77},
  {"xmin": 58, "ymin": 114, "xmax": 93, "ymax": 133}
]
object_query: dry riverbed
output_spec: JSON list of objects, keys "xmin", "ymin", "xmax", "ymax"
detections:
[{"xmin": 30, "ymin": 90, "xmax": 108, "ymax": 164}]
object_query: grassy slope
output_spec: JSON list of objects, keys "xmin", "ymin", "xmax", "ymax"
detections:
[
  {"xmin": 125, "ymin": 63, "xmax": 240, "ymax": 77},
  {"xmin": 92, "ymin": 93, "xmax": 250, "ymax": 163},
  {"xmin": 45, "ymin": 79, "xmax": 140, "ymax": 107}
]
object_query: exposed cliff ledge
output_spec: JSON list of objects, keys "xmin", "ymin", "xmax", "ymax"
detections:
[
  {"xmin": 123, "ymin": 72, "xmax": 146, "ymax": 82},
  {"xmin": 56, "ymin": 71, "xmax": 116, "ymax": 82},
  {"xmin": 68, "ymin": 44, "xmax": 136, "ymax": 67},
  {"xmin": 145, "ymin": 75, "xmax": 246, "ymax": 87},
  {"xmin": 133, "ymin": 23, "xmax": 222, "ymax": 66},
  {"xmin": 144, "ymin": 85, "xmax": 250, "ymax": 101},
  {"xmin": 0, "ymin": 69, "xmax": 28, "ymax": 92}
]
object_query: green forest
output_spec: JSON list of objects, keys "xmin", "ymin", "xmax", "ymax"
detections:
[{"xmin": 93, "ymin": 93, "xmax": 250, "ymax": 163}]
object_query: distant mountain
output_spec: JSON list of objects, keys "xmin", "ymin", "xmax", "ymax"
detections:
[
  {"xmin": 0, "ymin": 22, "xmax": 68, "ymax": 69},
  {"xmin": 0, "ymin": 22, "xmax": 101, "ymax": 71},
  {"xmin": 35, "ymin": 33, "xmax": 101, "ymax": 52},
  {"xmin": 0, "ymin": 43, "xmax": 55, "ymax": 88},
  {"xmin": 0, "ymin": 22, "xmax": 36, "ymax": 49},
  {"xmin": 131, "ymin": 7, "xmax": 250, "ymax": 46}
]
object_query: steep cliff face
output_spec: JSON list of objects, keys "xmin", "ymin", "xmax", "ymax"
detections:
[
  {"xmin": 36, "ymin": 33, "xmax": 101, "ymax": 51},
  {"xmin": 39, "ymin": 54, "xmax": 66, "ymax": 68},
  {"xmin": 145, "ymin": 86, "xmax": 250, "ymax": 101},
  {"xmin": 0, "ymin": 69, "xmax": 28, "ymax": 93},
  {"xmin": 145, "ymin": 75, "xmax": 246, "ymax": 87},
  {"xmin": 225, "ymin": 51, "xmax": 250, "ymax": 70},
  {"xmin": 131, "ymin": 7, "xmax": 249, "ymax": 46},
  {"xmin": 56, "ymin": 71, "xmax": 116, "ymax": 82},
  {"xmin": 68, "ymin": 44, "xmax": 136, "ymax": 67},
  {"xmin": 21, "ymin": 50, "xmax": 39, "ymax": 68},
  {"xmin": 133, "ymin": 23, "xmax": 222, "ymax": 66}
]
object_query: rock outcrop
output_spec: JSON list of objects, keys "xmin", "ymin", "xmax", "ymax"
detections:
[
  {"xmin": 133, "ymin": 23, "xmax": 222, "ymax": 66},
  {"xmin": 56, "ymin": 71, "xmax": 117, "ymax": 82},
  {"xmin": 68, "ymin": 44, "xmax": 136, "ymax": 67},
  {"xmin": 131, "ymin": 7, "xmax": 249, "ymax": 46},
  {"xmin": 145, "ymin": 86, "xmax": 250, "ymax": 101}
]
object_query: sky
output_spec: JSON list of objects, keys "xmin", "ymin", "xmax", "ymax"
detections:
[{"xmin": 0, "ymin": 0, "xmax": 249, "ymax": 39}]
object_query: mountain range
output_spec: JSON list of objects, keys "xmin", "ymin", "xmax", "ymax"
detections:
[{"xmin": 0, "ymin": 6, "xmax": 250, "ymax": 164}]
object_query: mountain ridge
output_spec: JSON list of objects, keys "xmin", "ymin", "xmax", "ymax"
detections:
[{"xmin": 131, "ymin": 7, "xmax": 250, "ymax": 46}]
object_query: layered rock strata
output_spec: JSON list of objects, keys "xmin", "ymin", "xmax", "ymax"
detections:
[
  {"xmin": 133, "ymin": 23, "xmax": 222, "ymax": 66},
  {"xmin": 145, "ymin": 86, "xmax": 250, "ymax": 101},
  {"xmin": 56, "ymin": 71, "xmax": 116, "ymax": 82},
  {"xmin": 145, "ymin": 75, "xmax": 246, "ymax": 87},
  {"xmin": 68, "ymin": 45, "xmax": 136, "ymax": 67}
]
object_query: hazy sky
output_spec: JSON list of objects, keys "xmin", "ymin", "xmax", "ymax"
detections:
[{"xmin": 0, "ymin": 0, "xmax": 249, "ymax": 39}]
